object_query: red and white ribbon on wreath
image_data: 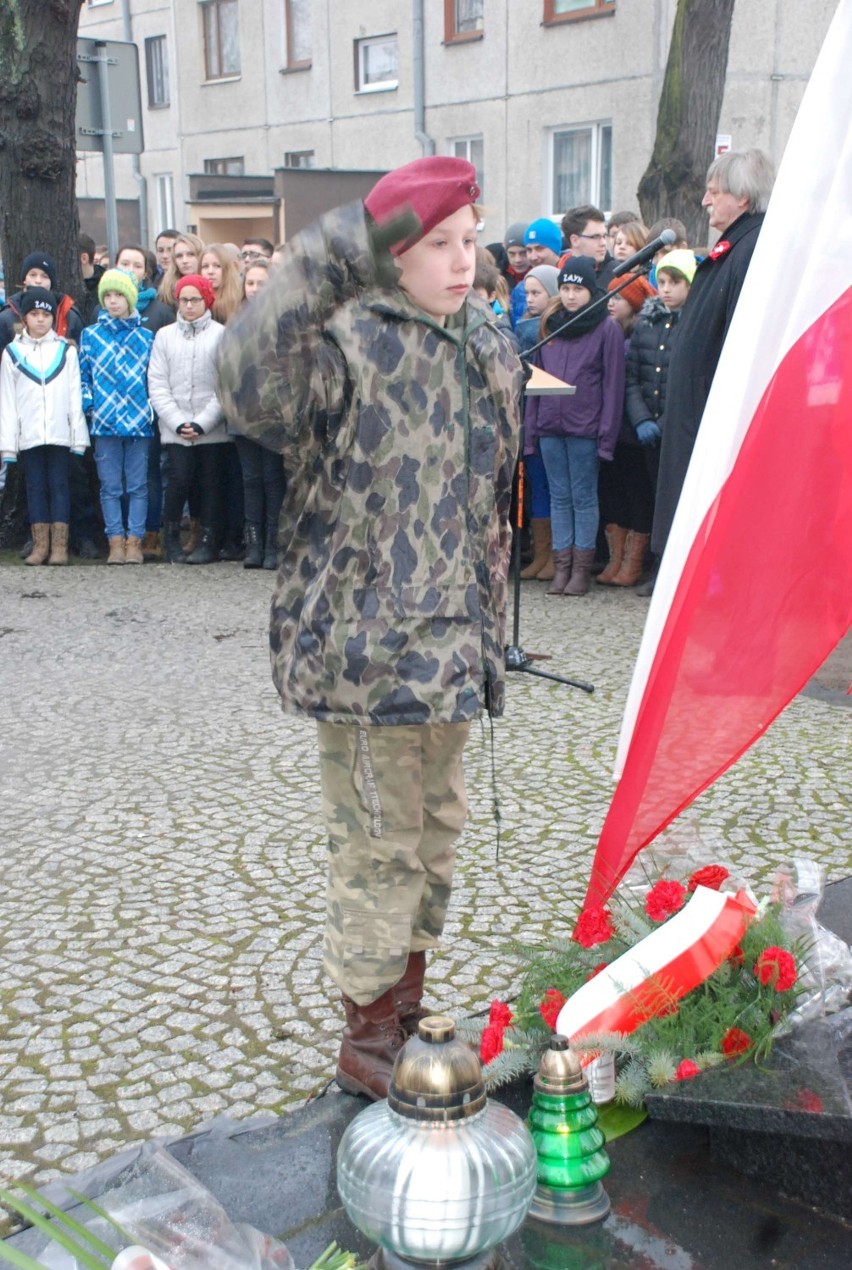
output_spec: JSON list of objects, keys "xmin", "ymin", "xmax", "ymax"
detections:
[{"xmin": 556, "ymin": 886, "xmax": 757, "ymax": 1049}]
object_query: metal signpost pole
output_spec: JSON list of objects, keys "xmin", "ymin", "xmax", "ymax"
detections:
[{"xmin": 96, "ymin": 42, "xmax": 120, "ymax": 263}]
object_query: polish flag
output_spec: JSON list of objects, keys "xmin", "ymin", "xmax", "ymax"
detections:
[{"xmin": 583, "ymin": 0, "xmax": 852, "ymax": 910}]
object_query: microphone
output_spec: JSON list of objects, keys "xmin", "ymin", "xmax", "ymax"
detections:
[{"xmin": 610, "ymin": 227, "xmax": 677, "ymax": 277}]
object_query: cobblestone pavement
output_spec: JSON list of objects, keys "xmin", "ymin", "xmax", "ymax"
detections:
[{"xmin": 0, "ymin": 557, "xmax": 849, "ymax": 1192}]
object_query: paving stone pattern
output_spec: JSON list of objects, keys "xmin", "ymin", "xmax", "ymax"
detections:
[{"xmin": 0, "ymin": 559, "xmax": 849, "ymax": 1192}]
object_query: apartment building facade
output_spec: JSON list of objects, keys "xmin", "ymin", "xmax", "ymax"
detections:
[{"xmin": 77, "ymin": 0, "xmax": 835, "ymax": 246}]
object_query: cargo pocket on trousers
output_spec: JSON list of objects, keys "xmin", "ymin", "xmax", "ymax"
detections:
[{"xmin": 342, "ymin": 908, "xmax": 411, "ymax": 997}]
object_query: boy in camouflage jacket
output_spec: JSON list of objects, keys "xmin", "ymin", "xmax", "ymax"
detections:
[{"xmin": 217, "ymin": 157, "xmax": 523, "ymax": 1099}]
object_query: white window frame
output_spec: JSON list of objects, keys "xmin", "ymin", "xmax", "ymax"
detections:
[
  {"xmin": 86, "ymin": 0, "xmax": 114, "ymax": 8},
  {"xmin": 283, "ymin": 149, "xmax": 316, "ymax": 168},
  {"xmin": 547, "ymin": 120, "xmax": 612, "ymax": 216},
  {"xmin": 155, "ymin": 173, "xmax": 176, "ymax": 235},
  {"xmin": 355, "ymin": 34, "xmax": 399, "ymax": 94},
  {"xmin": 449, "ymin": 135, "xmax": 484, "ymax": 197}
]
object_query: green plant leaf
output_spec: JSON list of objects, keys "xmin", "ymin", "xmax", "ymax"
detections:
[
  {"xmin": 597, "ymin": 1102, "xmax": 648, "ymax": 1141},
  {"xmin": 0, "ymin": 1187, "xmax": 109, "ymax": 1269},
  {"xmin": 0, "ymin": 1241, "xmax": 52, "ymax": 1270},
  {"xmin": 65, "ymin": 1189, "xmax": 134, "ymax": 1248},
  {"xmin": 16, "ymin": 1186, "xmax": 118, "ymax": 1262}
]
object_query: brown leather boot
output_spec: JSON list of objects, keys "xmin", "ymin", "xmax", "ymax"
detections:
[
  {"xmin": 563, "ymin": 547, "xmax": 596, "ymax": 596},
  {"xmin": 547, "ymin": 547, "xmax": 573, "ymax": 595},
  {"xmin": 520, "ymin": 519, "xmax": 551, "ymax": 579},
  {"xmin": 107, "ymin": 536, "xmax": 126, "ymax": 565},
  {"xmin": 336, "ymin": 988, "xmax": 406, "ymax": 1100},
  {"xmin": 125, "ymin": 535, "xmax": 144, "ymax": 565},
  {"xmin": 25, "ymin": 523, "xmax": 50, "ymax": 566},
  {"xmin": 610, "ymin": 531, "xmax": 651, "ymax": 586},
  {"xmin": 142, "ymin": 530, "xmax": 163, "ymax": 561},
  {"xmin": 48, "ymin": 522, "xmax": 69, "ymax": 565},
  {"xmin": 597, "ymin": 524, "xmax": 628, "ymax": 584},
  {"xmin": 394, "ymin": 951, "xmax": 429, "ymax": 1037}
]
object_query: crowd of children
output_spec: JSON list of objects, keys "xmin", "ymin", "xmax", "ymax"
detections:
[{"xmin": 0, "ymin": 210, "xmax": 694, "ymax": 590}]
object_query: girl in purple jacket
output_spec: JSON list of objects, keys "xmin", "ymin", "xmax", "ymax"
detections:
[{"xmin": 524, "ymin": 256, "xmax": 625, "ymax": 595}]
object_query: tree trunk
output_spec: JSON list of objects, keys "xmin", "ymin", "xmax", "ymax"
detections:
[
  {"xmin": 0, "ymin": 0, "xmax": 85, "ymax": 305},
  {"xmin": 638, "ymin": 0, "xmax": 736, "ymax": 248}
]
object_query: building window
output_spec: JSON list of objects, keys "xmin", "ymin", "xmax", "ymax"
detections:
[
  {"xmin": 550, "ymin": 122, "xmax": 612, "ymax": 214},
  {"xmin": 145, "ymin": 36, "xmax": 170, "ymax": 108},
  {"xmin": 155, "ymin": 174, "xmax": 175, "ymax": 233},
  {"xmin": 450, "ymin": 136, "xmax": 484, "ymax": 195},
  {"xmin": 201, "ymin": 0, "xmax": 241, "ymax": 80},
  {"xmin": 204, "ymin": 157, "xmax": 246, "ymax": 175},
  {"xmin": 444, "ymin": 0, "xmax": 484, "ymax": 42},
  {"xmin": 355, "ymin": 34, "xmax": 398, "ymax": 93},
  {"xmin": 543, "ymin": 0, "xmax": 616, "ymax": 23},
  {"xmin": 284, "ymin": 150, "xmax": 316, "ymax": 168},
  {"xmin": 284, "ymin": 0, "xmax": 312, "ymax": 68}
]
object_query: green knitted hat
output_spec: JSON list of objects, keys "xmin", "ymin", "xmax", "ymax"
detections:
[{"xmin": 98, "ymin": 267, "xmax": 139, "ymax": 310}]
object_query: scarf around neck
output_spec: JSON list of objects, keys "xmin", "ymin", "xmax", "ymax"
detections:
[{"xmin": 545, "ymin": 293, "xmax": 609, "ymax": 340}]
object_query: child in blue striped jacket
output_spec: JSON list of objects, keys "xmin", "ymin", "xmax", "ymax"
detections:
[{"xmin": 79, "ymin": 269, "xmax": 155, "ymax": 564}]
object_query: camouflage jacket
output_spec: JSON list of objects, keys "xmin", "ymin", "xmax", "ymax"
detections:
[{"xmin": 217, "ymin": 201, "xmax": 523, "ymax": 725}]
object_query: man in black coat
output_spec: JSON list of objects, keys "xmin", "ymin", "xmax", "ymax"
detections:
[{"xmin": 651, "ymin": 149, "xmax": 776, "ymax": 564}]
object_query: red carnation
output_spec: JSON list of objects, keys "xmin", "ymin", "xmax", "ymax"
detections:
[
  {"xmin": 488, "ymin": 1000, "xmax": 513, "ymax": 1029},
  {"xmin": 539, "ymin": 989, "xmax": 567, "ymax": 1029},
  {"xmin": 573, "ymin": 905, "xmax": 615, "ymax": 948},
  {"xmin": 793, "ymin": 1088, "xmax": 824, "ymax": 1114},
  {"xmin": 645, "ymin": 880, "xmax": 687, "ymax": 922},
  {"xmin": 675, "ymin": 1059, "xmax": 701, "ymax": 1081},
  {"xmin": 688, "ymin": 865, "xmax": 730, "ymax": 892},
  {"xmin": 480, "ymin": 1025, "xmax": 505, "ymax": 1065},
  {"xmin": 754, "ymin": 947, "xmax": 798, "ymax": 992},
  {"xmin": 721, "ymin": 1027, "xmax": 753, "ymax": 1057}
]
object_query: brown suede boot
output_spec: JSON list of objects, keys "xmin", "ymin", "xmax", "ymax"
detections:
[
  {"xmin": 25, "ymin": 523, "xmax": 50, "ymax": 566},
  {"xmin": 520, "ymin": 519, "xmax": 552, "ymax": 579},
  {"xmin": 48, "ymin": 523, "xmax": 69, "ymax": 565},
  {"xmin": 610, "ymin": 531, "xmax": 651, "ymax": 586},
  {"xmin": 336, "ymin": 988, "xmax": 406, "ymax": 1100},
  {"xmin": 547, "ymin": 547, "xmax": 573, "ymax": 595},
  {"xmin": 394, "ymin": 951, "xmax": 429, "ymax": 1037},
  {"xmin": 563, "ymin": 547, "xmax": 596, "ymax": 596},
  {"xmin": 597, "ymin": 524, "xmax": 628, "ymax": 585},
  {"xmin": 125, "ymin": 535, "xmax": 144, "ymax": 565},
  {"xmin": 107, "ymin": 536, "xmax": 126, "ymax": 565},
  {"xmin": 142, "ymin": 530, "xmax": 163, "ymax": 561}
]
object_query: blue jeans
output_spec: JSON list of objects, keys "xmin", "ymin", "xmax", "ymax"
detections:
[
  {"xmin": 524, "ymin": 447, "xmax": 551, "ymax": 519},
  {"xmin": 146, "ymin": 431, "xmax": 163, "ymax": 532},
  {"xmin": 94, "ymin": 436, "xmax": 151, "ymax": 539},
  {"xmin": 538, "ymin": 435, "xmax": 599, "ymax": 551},
  {"xmin": 23, "ymin": 445, "xmax": 70, "ymax": 523}
]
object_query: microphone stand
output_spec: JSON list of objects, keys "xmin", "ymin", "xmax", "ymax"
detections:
[{"xmin": 504, "ymin": 259, "xmax": 654, "ymax": 693}]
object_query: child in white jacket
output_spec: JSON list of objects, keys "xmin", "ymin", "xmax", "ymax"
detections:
[{"xmin": 0, "ymin": 288, "xmax": 89, "ymax": 565}]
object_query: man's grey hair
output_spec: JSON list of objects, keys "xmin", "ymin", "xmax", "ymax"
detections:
[{"xmin": 706, "ymin": 148, "xmax": 775, "ymax": 214}]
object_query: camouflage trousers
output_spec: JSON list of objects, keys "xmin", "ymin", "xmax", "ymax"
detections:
[{"xmin": 316, "ymin": 720, "xmax": 471, "ymax": 1006}]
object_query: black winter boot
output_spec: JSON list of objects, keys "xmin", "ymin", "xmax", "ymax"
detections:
[
  {"xmin": 262, "ymin": 523, "xmax": 278, "ymax": 571},
  {"xmin": 243, "ymin": 522, "xmax": 263, "ymax": 569},
  {"xmin": 185, "ymin": 527, "xmax": 220, "ymax": 565},
  {"xmin": 164, "ymin": 522, "xmax": 187, "ymax": 564}
]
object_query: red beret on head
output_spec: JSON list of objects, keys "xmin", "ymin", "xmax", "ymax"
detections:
[
  {"xmin": 176, "ymin": 273, "xmax": 216, "ymax": 311},
  {"xmin": 608, "ymin": 273, "xmax": 656, "ymax": 312},
  {"xmin": 365, "ymin": 156, "xmax": 481, "ymax": 255}
]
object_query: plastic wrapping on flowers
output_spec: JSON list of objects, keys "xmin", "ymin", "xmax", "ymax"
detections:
[
  {"xmin": 465, "ymin": 849, "xmax": 852, "ymax": 1108},
  {"xmin": 1, "ymin": 1145, "xmax": 363, "ymax": 1270}
]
